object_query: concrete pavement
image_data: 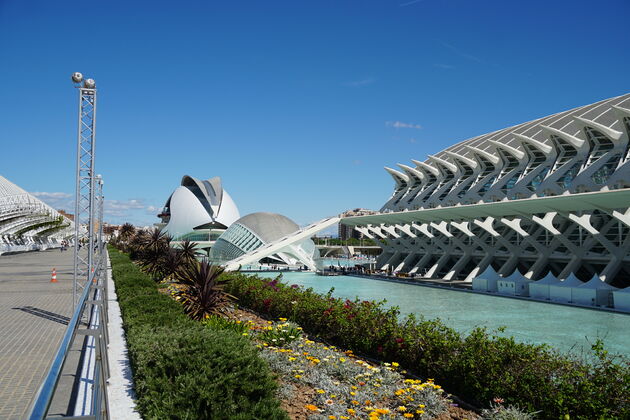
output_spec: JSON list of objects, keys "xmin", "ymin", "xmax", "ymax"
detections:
[{"xmin": 0, "ymin": 249, "xmax": 74, "ymax": 419}]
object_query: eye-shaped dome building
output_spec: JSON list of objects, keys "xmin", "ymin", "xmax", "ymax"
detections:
[
  {"xmin": 159, "ymin": 175, "xmax": 240, "ymax": 242},
  {"xmin": 210, "ymin": 212, "xmax": 318, "ymax": 268}
]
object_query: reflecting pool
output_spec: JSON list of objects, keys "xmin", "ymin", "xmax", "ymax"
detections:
[{"xmin": 255, "ymin": 271, "xmax": 630, "ymax": 357}]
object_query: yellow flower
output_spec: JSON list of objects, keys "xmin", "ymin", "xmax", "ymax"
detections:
[
  {"xmin": 419, "ymin": 404, "xmax": 425, "ymax": 408},
  {"xmin": 288, "ymin": 357, "xmax": 296, "ymax": 361},
  {"xmin": 350, "ymin": 391, "xmax": 356, "ymax": 396},
  {"xmin": 341, "ymin": 417, "xmax": 350, "ymax": 419},
  {"xmin": 376, "ymin": 409, "xmax": 390, "ymax": 414},
  {"xmin": 351, "ymin": 400, "xmax": 359, "ymax": 405},
  {"xmin": 416, "ymin": 410, "xmax": 425, "ymax": 414},
  {"xmin": 267, "ymin": 321, "xmax": 273, "ymax": 324},
  {"xmin": 305, "ymin": 404, "xmax": 319, "ymax": 411},
  {"xmin": 403, "ymin": 414, "xmax": 414, "ymax": 418},
  {"xmin": 294, "ymin": 374, "xmax": 302, "ymax": 379},
  {"xmin": 397, "ymin": 406, "xmax": 407, "ymax": 411},
  {"xmin": 392, "ymin": 362, "xmax": 399, "ymax": 367},
  {"xmin": 347, "ymin": 408, "xmax": 356, "ymax": 415},
  {"xmin": 241, "ymin": 332, "xmax": 248, "ymax": 336},
  {"xmin": 279, "ymin": 317, "xmax": 287, "ymax": 321},
  {"xmin": 328, "ymin": 416, "xmax": 336, "ymax": 420},
  {"xmin": 339, "ymin": 357, "xmax": 346, "ymax": 362},
  {"xmin": 317, "ymin": 389, "xmax": 325, "ymax": 394}
]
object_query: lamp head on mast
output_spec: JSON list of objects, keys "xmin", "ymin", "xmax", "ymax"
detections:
[{"xmin": 71, "ymin": 72, "xmax": 96, "ymax": 89}]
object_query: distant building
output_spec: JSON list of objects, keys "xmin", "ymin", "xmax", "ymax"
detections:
[
  {"xmin": 58, "ymin": 209, "xmax": 74, "ymax": 221},
  {"xmin": 338, "ymin": 208, "xmax": 378, "ymax": 240}
]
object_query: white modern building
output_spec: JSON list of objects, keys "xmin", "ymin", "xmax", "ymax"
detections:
[
  {"xmin": 0, "ymin": 175, "xmax": 74, "ymax": 255},
  {"xmin": 210, "ymin": 212, "xmax": 320, "ymax": 270},
  {"xmin": 341, "ymin": 94, "xmax": 630, "ymax": 288},
  {"xmin": 159, "ymin": 175, "xmax": 240, "ymax": 251}
]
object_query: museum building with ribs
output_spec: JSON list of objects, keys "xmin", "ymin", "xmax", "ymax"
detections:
[{"xmin": 342, "ymin": 94, "xmax": 630, "ymax": 287}]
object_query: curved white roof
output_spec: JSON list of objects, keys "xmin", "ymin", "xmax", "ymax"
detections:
[
  {"xmin": 383, "ymin": 93, "xmax": 630, "ymax": 211},
  {"xmin": 0, "ymin": 175, "xmax": 74, "ymax": 239},
  {"xmin": 161, "ymin": 175, "xmax": 240, "ymax": 239}
]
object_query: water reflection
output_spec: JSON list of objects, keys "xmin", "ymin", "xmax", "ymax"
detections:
[{"xmin": 255, "ymin": 271, "xmax": 630, "ymax": 357}]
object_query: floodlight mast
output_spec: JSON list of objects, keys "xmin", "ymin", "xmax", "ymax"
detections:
[{"xmin": 72, "ymin": 72, "xmax": 98, "ymax": 309}]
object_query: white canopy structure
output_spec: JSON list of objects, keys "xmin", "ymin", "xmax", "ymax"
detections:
[
  {"xmin": 472, "ymin": 265, "xmax": 501, "ymax": 292},
  {"xmin": 528, "ymin": 272, "xmax": 561, "ymax": 300},
  {"xmin": 572, "ymin": 274, "xmax": 618, "ymax": 307},
  {"xmin": 549, "ymin": 273, "xmax": 584, "ymax": 303},
  {"xmin": 612, "ymin": 287, "xmax": 630, "ymax": 312},
  {"xmin": 497, "ymin": 269, "xmax": 532, "ymax": 296},
  {"xmin": 0, "ymin": 175, "xmax": 74, "ymax": 255}
]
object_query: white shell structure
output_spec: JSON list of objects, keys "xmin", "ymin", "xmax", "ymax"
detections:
[
  {"xmin": 71, "ymin": 72, "xmax": 83, "ymax": 83},
  {"xmin": 210, "ymin": 212, "xmax": 317, "ymax": 268},
  {"xmin": 342, "ymin": 93, "xmax": 630, "ymax": 289},
  {"xmin": 160, "ymin": 175, "xmax": 240, "ymax": 240},
  {"xmin": 0, "ymin": 175, "xmax": 75, "ymax": 254}
]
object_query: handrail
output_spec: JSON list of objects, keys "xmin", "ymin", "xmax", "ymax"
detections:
[{"xmin": 27, "ymin": 256, "xmax": 109, "ymax": 420}]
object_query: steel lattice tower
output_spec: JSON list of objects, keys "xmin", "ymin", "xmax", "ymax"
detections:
[{"xmin": 72, "ymin": 74, "xmax": 98, "ymax": 308}]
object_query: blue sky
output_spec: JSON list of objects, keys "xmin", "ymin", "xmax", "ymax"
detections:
[{"xmin": 1, "ymin": 0, "xmax": 629, "ymax": 230}]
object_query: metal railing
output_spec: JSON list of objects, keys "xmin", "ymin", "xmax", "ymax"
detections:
[{"xmin": 27, "ymin": 252, "xmax": 109, "ymax": 420}]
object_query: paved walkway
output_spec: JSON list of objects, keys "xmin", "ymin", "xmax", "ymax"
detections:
[{"xmin": 0, "ymin": 249, "xmax": 74, "ymax": 419}]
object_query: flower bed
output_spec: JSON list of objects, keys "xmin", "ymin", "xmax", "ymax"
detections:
[
  {"xmin": 255, "ymin": 319, "xmax": 449, "ymax": 419},
  {"xmin": 223, "ymin": 272, "xmax": 630, "ymax": 419},
  {"xmin": 108, "ymin": 247, "xmax": 288, "ymax": 419}
]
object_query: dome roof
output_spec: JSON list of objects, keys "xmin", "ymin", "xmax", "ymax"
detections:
[{"xmin": 235, "ymin": 212, "xmax": 299, "ymax": 243}]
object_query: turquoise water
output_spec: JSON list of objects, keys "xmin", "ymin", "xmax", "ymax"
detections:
[{"xmin": 255, "ymin": 271, "xmax": 630, "ymax": 357}]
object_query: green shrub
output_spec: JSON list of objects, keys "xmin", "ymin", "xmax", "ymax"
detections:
[
  {"xmin": 223, "ymin": 272, "xmax": 630, "ymax": 419},
  {"xmin": 108, "ymin": 246, "xmax": 288, "ymax": 420},
  {"xmin": 129, "ymin": 325, "xmax": 287, "ymax": 420}
]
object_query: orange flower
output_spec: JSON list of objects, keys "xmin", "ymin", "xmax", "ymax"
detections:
[{"xmin": 305, "ymin": 404, "xmax": 319, "ymax": 411}]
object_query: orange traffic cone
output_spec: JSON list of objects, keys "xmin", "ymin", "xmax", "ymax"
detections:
[{"xmin": 51, "ymin": 268, "xmax": 58, "ymax": 283}]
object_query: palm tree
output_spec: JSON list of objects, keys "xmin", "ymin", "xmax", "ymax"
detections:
[
  {"xmin": 174, "ymin": 260, "xmax": 234, "ymax": 320},
  {"xmin": 119, "ymin": 223, "xmax": 136, "ymax": 241}
]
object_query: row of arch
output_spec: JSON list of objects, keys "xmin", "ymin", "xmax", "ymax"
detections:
[
  {"xmin": 357, "ymin": 208, "xmax": 630, "ymax": 287},
  {"xmin": 382, "ymin": 99, "xmax": 630, "ymax": 211}
]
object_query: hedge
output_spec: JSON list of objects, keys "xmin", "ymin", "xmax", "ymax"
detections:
[
  {"xmin": 108, "ymin": 247, "xmax": 288, "ymax": 420},
  {"xmin": 223, "ymin": 272, "xmax": 630, "ymax": 419}
]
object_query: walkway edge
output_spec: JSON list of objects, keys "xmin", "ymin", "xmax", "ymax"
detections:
[{"xmin": 105, "ymin": 250, "xmax": 142, "ymax": 419}]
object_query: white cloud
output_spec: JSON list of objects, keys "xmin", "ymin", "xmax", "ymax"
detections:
[
  {"xmin": 386, "ymin": 121, "xmax": 422, "ymax": 130},
  {"xmin": 30, "ymin": 191, "xmax": 74, "ymax": 211},
  {"xmin": 104, "ymin": 199, "xmax": 147, "ymax": 217},
  {"xmin": 343, "ymin": 77, "xmax": 375, "ymax": 87}
]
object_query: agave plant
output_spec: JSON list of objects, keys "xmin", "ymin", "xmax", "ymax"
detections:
[
  {"xmin": 138, "ymin": 229, "xmax": 171, "ymax": 281},
  {"xmin": 161, "ymin": 247, "xmax": 183, "ymax": 281},
  {"xmin": 174, "ymin": 260, "xmax": 235, "ymax": 321},
  {"xmin": 128, "ymin": 230, "xmax": 149, "ymax": 259},
  {"xmin": 177, "ymin": 239, "xmax": 201, "ymax": 266}
]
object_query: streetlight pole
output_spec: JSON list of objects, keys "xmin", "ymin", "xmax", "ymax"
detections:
[{"xmin": 71, "ymin": 72, "xmax": 98, "ymax": 310}]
